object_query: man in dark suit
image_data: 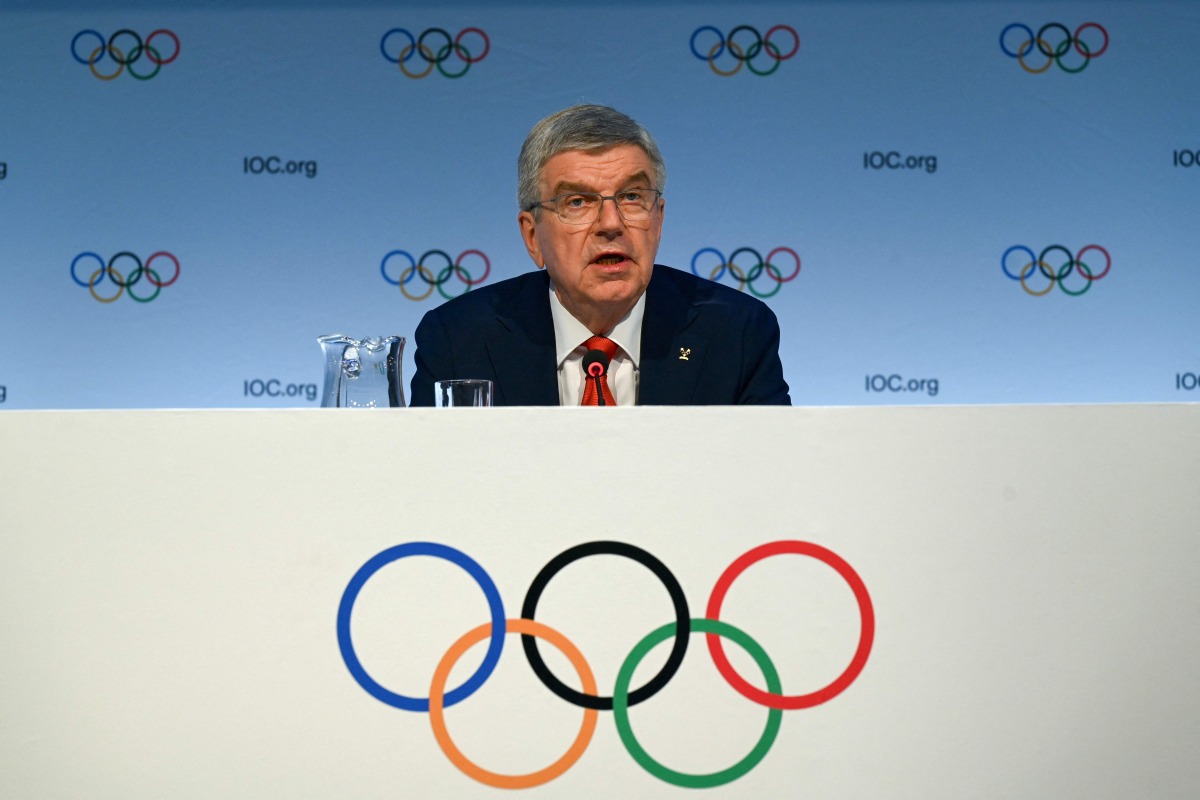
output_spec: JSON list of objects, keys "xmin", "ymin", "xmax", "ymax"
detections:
[{"xmin": 409, "ymin": 104, "xmax": 790, "ymax": 406}]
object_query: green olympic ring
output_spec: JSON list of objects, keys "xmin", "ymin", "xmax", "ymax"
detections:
[{"xmin": 613, "ymin": 618, "xmax": 783, "ymax": 788}]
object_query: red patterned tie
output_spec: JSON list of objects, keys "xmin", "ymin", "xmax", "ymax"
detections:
[{"xmin": 580, "ymin": 336, "xmax": 618, "ymax": 406}]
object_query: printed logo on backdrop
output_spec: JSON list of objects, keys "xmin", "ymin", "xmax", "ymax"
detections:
[
  {"xmin": 71, "ymin": 29, "xmax": 180, "ymax": 80},
  {"xmin": 1174, "ymin": 149, "xmax": 1200, "ymax": 169},
  {"xmin": 691, "ymin": 246, "xmax": 800, "ymax": 298},
  {"xmin": 70, "ymin": 251, "xmax": 180, "ymax": 303},
  {"xmin": 242, "ymin": 156, "xmax": 317, "ymax": 179},
  {"xmin": 1001, "ymin": 245, "xmax": 1111, "ymax": 297},
  {"xmin": 380, "ymin": 249, "xmax": 491, "ymax": 301},
  {"xmin": 337, "ymin": 540, "xmax": 874, "ymax": 789},
  {"xmin": 999, "ymin": 23, "xmax": 1108, "ymax": 74},
  {"xmin": 863, "ymin": 151, "xmax": 937, "ymax": 174},
  {"xmin": 380, "ymin": 27, "xmax": 489, "ymax": 78},
  {"xmin": 690, "ymin": 25, "xmax": 799, "ymax": 76}
]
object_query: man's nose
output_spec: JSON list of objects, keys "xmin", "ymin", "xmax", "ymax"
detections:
[{"xmin": 593, "ymin": 196, "xmax": 626, "ymax": 233}]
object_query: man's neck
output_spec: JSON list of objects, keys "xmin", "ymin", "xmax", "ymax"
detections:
[{"xmin": 552, "ymin": 289, "xmax": 637, "ymax": 335}]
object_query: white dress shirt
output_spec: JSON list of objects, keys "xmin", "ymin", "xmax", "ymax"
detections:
[{"xmin": 549, "ymin": 285, "xmax": 645, "ymax": 406}]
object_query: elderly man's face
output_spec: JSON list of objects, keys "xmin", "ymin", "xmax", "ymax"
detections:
[{"xmin": 518, "ymin": 144, "xmax": 664, "ymax": 333}]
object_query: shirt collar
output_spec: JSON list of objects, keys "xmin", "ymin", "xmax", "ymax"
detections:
[{"xmin": 549, "ymin": 283, "xmax": 645, "ymax": 368}]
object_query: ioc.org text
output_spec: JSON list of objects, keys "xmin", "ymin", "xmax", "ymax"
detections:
[
  {"xmin": 243, "ymin": 379, "xmax": 318, "ymax": 402},
  {"xmin": 1177, "ymin": 372, "xmax": 1200, "ymax": 391},
  {"xmin": 242, "ymin": 156, "xmax": 317, "ymax": 178},
  {"xmin": 863, "ymin": 151, "xmax": 937, "ymax": 174},
  {"xmin": 865, "ymin": 374, "xmax": 939, "ymax": 397}
]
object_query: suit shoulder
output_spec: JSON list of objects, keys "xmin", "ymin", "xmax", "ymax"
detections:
[
  {"xmin": 419, "ymin": 270, "xmax": 548, "ymax": 326},
  {"xmin": 652, "ymin": 264, "xmax": 780, "ymax": 321}
]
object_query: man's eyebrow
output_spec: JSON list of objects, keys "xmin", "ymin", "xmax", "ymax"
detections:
[{"xmin": 551, "ymin": 171, "xmax": 653, "ymax": 195}]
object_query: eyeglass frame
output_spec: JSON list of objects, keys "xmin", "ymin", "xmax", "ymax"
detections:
[{"xmin": 524, "ymin": 188, "xmax": 664, "ymax": 226}]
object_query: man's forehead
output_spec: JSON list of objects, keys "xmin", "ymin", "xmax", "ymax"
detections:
[{"xmin": 541, "ymin": 144, "xmax": 654, "ymax": 187}]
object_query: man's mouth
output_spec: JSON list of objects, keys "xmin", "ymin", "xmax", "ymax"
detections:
[{"xmin": 593, "ymin": 253, "xmax": 628, "ymax": 266}]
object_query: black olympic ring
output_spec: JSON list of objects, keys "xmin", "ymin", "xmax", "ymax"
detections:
[{"xmin": 520, "ymin": 541, "xmax": 691, "ymax": 711}]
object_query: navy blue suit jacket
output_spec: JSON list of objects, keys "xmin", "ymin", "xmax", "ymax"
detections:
[{"xmin": 409, "ymin": 265, "xmax": 790, "ymax": 406}]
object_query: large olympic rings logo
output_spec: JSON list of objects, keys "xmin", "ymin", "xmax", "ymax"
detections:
[
  {"xmin": 71, "ymin": 29, "xmax": 180, "ymax": 81},
  {"xmin": 70, "ymin": 251, "xmax": 181, "ymax": 303},
  {"xmin": 691, "ymin": 246, "xmax": 801, "ymax": 298},
  {"xmin": 689, "ymin": 25, "xmax": 799, "ymax": 76},
  {"xmin": 1002, "ymin": 244, "xmax": 1111, "ymax": 297},
  {"xmin": 999, "ymin": 23, "xmax": 1108, "ymax": 74},
  {"xmin": 380, "ymin": 27, "xmax": 489, "ymax": 78},
  {"xmin": 380, "ymin": 249, "xmax": 491, "ymax": 301},
  {"xmin": 337, "ymin": 539, "xmax": 874, "ymax": 789}
]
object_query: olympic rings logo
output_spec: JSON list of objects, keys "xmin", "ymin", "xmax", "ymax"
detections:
[
  {"xmin": 689, "ymin": 25, "xmax": 799, "ymax": 77},
  {"xmin": 380, "ymin": 27, "xmax": 489, "ymax": 78},
  {"xmin": 337, "ymin": 539, "xmax": 874, "ymax": 789},
  {"xmin": 1001, "ymin": 244, "xmax": 1111, "ymax": 297},
  {"xmin": 70, "ymin": 251, "xmax": 181, "ymax": 303},
  {"xmin": 691, "ymin": 246, "xmax": 800, "ymax": 298},
  {"xmin": 70, "ymin": 29, "xmax": 180, "ymax": 81},
  {"xmin": 999, "ymin": 23, "xmax": 1108, "ymax": 74},
  {"xmin": 380, "ymin": 249, "xmax": 491, "ymax": 301}
]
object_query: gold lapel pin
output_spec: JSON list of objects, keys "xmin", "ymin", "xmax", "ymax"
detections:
[{"xmin": 679, "ymin": 347, "xmax": 691, "ymax": 361}]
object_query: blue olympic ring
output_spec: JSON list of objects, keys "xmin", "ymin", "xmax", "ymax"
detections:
[
  {"xmin": 336, "ymin": 542, "xmax": 506, "ymax": 712},
  {"xmin": 70, "ymin": 251, "xmax": 107, "ymax": 288}
]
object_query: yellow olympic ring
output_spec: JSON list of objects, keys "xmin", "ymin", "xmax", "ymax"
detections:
[
  {"xmin": 1018, "ymin": 260, "xmax": 1056, "ymax": 297},
  {"xmin": 708, "ymin": 39, "xmax": 744, "ymax": 77},
  {"xmin": 88, "ymin": 44, "xmax": 124, "ymax": 81},
  {"xmin": 428, "ymin": 618, "xmax": 598, "ymax": 790},
  {"xmin": 398, "ymin": 264, "xmax": 438, "ymax": 301},
  {"xmin": 88, "ymin": 266, "xmax": 123, "ymax": 303},
  {"xmin": 1016, "ymin": 38, "xmax": 1055, "ymax": 74},
  {"xmin": 398, "ymin": 43, "xmax": 438, "ymax": 79}
]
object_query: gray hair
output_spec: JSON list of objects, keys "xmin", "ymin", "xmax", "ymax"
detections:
[{"xmin": 517, "ymin": 104, "xmax": 666, "ymax": 212}]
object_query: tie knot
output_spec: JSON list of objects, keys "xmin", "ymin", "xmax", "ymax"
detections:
[{"xmin": 583, "ymin": 336, "xmax": 618, "ymax": 360}]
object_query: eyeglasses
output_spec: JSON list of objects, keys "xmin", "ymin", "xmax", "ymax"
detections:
[{"xmin": 527, "ymin": 188, "xmax": 663, "ymax": 225}]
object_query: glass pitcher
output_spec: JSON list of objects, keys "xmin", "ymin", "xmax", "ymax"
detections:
[{"xmin": 317, "ymin": 334, "xmax": 406, "ymax": 408}]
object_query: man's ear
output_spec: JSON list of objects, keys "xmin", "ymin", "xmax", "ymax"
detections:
[{"xmin": 518, "ymin": 210, "xmax": 544, "ymax": 269}]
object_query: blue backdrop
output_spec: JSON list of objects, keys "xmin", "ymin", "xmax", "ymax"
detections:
[{"xmin": 1, "ymin": 0, "xmax": 1198, "ymax": 408}]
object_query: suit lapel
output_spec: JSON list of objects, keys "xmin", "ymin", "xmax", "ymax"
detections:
[
  {"xmin": 486, "ymin": 272, "xmax": 560, "ymax": 406},
  {"xmin": 639, "ymin": 268, "xmax": 703, "ymax": 405}
]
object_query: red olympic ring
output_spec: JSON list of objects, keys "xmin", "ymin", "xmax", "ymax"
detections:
[
  {"xmin": 455, "ymin": 27, "xmax": 490, "ymax": 63},
  {"xmin": 455, "ymin": 249, "xmax": 491, "ymax": 285},
  {"xmin": 144, "ymin": 251, "xmax": 181, "ymax": 287},
  {"xmin": 764, "ymin": 25, "xmax": 800, "ymax": 60},
  {"xmin": 765, "ymin": 247, "xmax": 801, "ymax": 282},
  {"xmin": 145, "ymin": 29, "xmax": 181, "ymax": 65},
  {"xmin": 1073, "ymin": 22, "xmax": 1108, "ymax": 58},
  {"xmin": 705, "ymin": 541, "xmax": 875, "ymax": 710},
  {"xmin": 1075, "ymin": 244, "xmax": 1111, "ymax": 280}
]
